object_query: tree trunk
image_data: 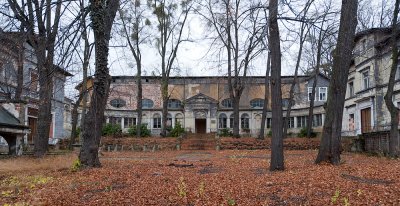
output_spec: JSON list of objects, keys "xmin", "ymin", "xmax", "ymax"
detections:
[
  {"xmin": 306, "ymin": 23, "xmax": 325, "ymax": 138},
  {"xmin": 259, "ymin": 52, "xmax": 271, "ymax": 139},
  {"xmin": 269, "ymin": 0, "xmax": 284, "ymax": 171},
  {"xmin": 283, "ymin": 24, "xmax": 307, "ymax": 138},
  {"xmin": 79, "ymin": 0, "xmax": 119, "ymax": 168},
  {"xmin": 80, "ymin": 0, "xmax": 90, "ymax": 140},
  {"xmin": 15, "ymin": 29, "xmax": 24, "ymax": 100},
  {"xmin": 69, "ymin": 94, "xmax": 83, "ymax": 150},
  {"xmin": 232, "ymin": 93, "xmax": 240, "ymax": 137},
  {"xmin": 384, "ymin": 0, "xmax": 400, "ymax": 157},
  {"xmin": 161, "ymin": 79, "xmax": 168, "ymax": 137},
  {"xmin": 315, "ymin": 0, "xmax": 358, "ymax": 165},
  {"xmin": 34, "ymin": 47, "xmax": 53, "ymax": 157},
  {"xmin": 136, "ymin": 64, "xmax": 142, "ymax": 137}
]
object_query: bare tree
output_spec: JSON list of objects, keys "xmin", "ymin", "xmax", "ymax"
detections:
[
  {"xmin": 7, "ymin": 0, "xmax": 65, "ymax": 157},
  {"xmin": 384, "ymin": 0, "xmax": 400, "ymax": 157},
  {"xmin": 282, "ymin": 1, "xmax": 312, "ymax": 137},
  {"xmin": 199, "ymin": 0, "xmax": 266, "ymax": 137},
  {"xmin": 79, "ymin": 0, "xmax": 119, "ymax": 167},
  {"xmin": 148, "ymin": 0, "xmax": 192, "ymax": 136},
  {"xmin": 315, "ymin": 0, "xmax": 358, "ymax": 165},
  {"xmin": 119, "ymin": 0, "xmax": 151, "ymax": 137},
  {"xmin": 269, "ymin": 0, "xmax": 284, "ymax": 171},
  {"xmin": 259, "ymin": 51, "xmax": 270, "ymax": 139}
]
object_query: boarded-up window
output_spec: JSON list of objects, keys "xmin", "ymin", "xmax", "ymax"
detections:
[{"xmin": 30, "ymin": 70, "xmax": 38, "ymax": 92}]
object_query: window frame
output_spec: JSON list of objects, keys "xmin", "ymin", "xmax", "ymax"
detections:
[
  {"xmin": 142, "ymin": 99, "xmax": 154, "ymax": 109},
  {"xmin": 319, "ymin": 87, "xmax": 327, "ymax": 101},
  {"xmin": 240, "ymin": 113, "xmax": 250, "ymax": 129},
  {"xmin": 218, "ymin": 113, "xmax": 227, "ymax": 128},
  {"xmin": 362, "ymin": 70, "xmax": 369, "ymax": 90},
  {"xmin": 110, "ymin": 98, "xmax": 126, "ymax": 108},
  {"xmin": 250, "ymin": 98, "xmax": 264, "ymax": 108},
  {"xmin": 221, "ymin": 98, "xmax": 233, "ymax": 108},
  {"xmin": 153, "ymin": 113, "xmax": 162, "ymax": 129},
  {"xmin": 307, "ymin": 87, "xmax": 317, "ymax": 101},
  {"xmin": 348, "ymin": 81, "xmax": 354, "ymax": 97}
]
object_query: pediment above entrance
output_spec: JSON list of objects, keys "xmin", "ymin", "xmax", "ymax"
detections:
[{"xmin": 185, "ymin": 93, "xmax": 218, "ymax": 105}]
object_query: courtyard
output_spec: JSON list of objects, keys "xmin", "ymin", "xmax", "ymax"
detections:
[{"xmin": 1, "ymin": 149, "xmax": 399, "ymax": 205}]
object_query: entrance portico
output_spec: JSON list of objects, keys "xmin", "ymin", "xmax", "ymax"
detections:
[{"xmin": 184, "ymin": 93, "xmax": 218, "ymax": 134}]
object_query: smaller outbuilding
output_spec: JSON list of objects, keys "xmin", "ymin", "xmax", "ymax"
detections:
[{"xmin": 0, "ymin": 105, "xmax": 30, "ymax": 155}]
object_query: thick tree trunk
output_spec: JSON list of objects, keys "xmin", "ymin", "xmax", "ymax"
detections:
[
  {"xmin": 315, "ymin": 0, "xmax": 358, "ymax": 165},
  {"xmin": 232, "ymin": 93, "xmax": 240, "ymax": 137},
  {"xmin": 259, "ymin": 52, "xmax": 271, "ymax": 139},
  {"xmin": 34, "ymin": 48, "xmax": 54, "ymax": 157},
  {"xmin": 79, "ymin": 0, "xmax": 119, "ymax": 168},
  {"xmin": 384, "ymin": 0, "xmax": 400, "ymax": 157},
  {"xmin": 161, "ymin": 79, "xmax": 168, "ymax": 136},
  {"xmin": 15, "ymin": 31, "xmax": 24, "ymax": 100},
  {"xmin": 269, "ymin": 0, "xmax": 284, "ymax": 171}
]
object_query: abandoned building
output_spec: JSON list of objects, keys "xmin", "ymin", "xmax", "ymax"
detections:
[
  {"xmin": 79, "ymin": 74, "xmax": 330, "ymax": 137},
  {"xmin": 342, "ymin": 27, "xmax": 400, "ymax": 136},
  {"xmin": 0, "ymin": 32, "xmax": 73, "ymax": 150}
]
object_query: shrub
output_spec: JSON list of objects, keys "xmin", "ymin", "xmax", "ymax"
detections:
[
  {"xmin": 219, "ymin": 128, "xmax": 233, "ymax": 137},
  {"xmin": 298, "ymin": 127, "xmax": 317, "ymax": 138},
  {"xmin": 128, "ymin": 124, "xmax": 151, "ymax": 137},
  {"xmin": 267, "ymin": 130, "xmax": 272, "ymax": 137},
  {"xmin": 169, "ymin": 122, "xmax": 185, "ymax": 137},
  {"xmin": 102, "ymin": 123, "xmax": 122, "ymax": 136}
]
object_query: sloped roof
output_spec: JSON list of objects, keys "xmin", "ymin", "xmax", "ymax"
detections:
[{"xmin": 0, "ymin": 106, "xmax": 21, "ymax": 125}]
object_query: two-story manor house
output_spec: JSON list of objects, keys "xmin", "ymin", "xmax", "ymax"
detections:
[
  {"xmin": 342, "ymin": 27, "xmax": 400, "ymax": 136},
  {"xmin": 84, "ymin": 74, "xmax": 330, "ymax": 137},
  {"xmin": 0, "ymin": 32, "xmax": 72, "ymax": 146}
]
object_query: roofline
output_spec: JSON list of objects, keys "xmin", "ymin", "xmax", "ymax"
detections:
[{"xmin": 111, "ymin": 75, "xmax": 311, "ymax": 79}]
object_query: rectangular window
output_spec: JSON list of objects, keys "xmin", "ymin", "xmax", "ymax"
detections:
[
  {"xmin": 266, "ymin": 118, "xmax": 272, "ymax": 128},
  {"xmin": 319, "ymin": 87, "xmax": 327, "ymax": 101},
  {"xmin": 312, "ymin": 114, "xmax": 323, "ymax": 127},
  {"xmin": 296, "ymin": 116, "xmax": 307, "ymax": 128},
  {"xmin": 362, "ymin": 70, "xmax": 369, "ymax": 89},
  {"xmin": 349, "ymin": 114, "xmax": 355, "ymax": 131},
  {"xmin": 308, "ymin": 87, "xmax": 317, "ymax": 101},
  {"xmin": 109, "ymin": 117, "xmax": 122, "ymax": 125},
  {"xmin": 348, "ymin": 82, "xmax": 354, "ymax": 97},
  {"xmin": 219, "ymin": 118, "xmax": 227, "ymax": 128},
  {"xmin": 153, "ymin": 117, "xmax": 161, "ymax": 129},
  {"xmin": 124, "ymin": 117, "xmax": 136, "ymax": 128},
  {"xmin": 396, "ymin": 65, "xmax": 400, "ymax": 80},
  {"xmin": 30, "ymin": 70, "xmax": 38, "ymax": 92},
  {"xmin": 283, "ymin": 117, "xmax": 295, "ymax": 128}
]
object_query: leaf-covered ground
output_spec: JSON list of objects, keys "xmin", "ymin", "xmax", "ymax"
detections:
[{"xmin": 1, "ymin": 150, "xmax": 399, "ymax": 205}]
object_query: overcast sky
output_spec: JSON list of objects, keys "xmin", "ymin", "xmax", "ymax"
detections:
[{"xmin": 57, "ymin": 0, "xmax": 394, "ymax": 98}]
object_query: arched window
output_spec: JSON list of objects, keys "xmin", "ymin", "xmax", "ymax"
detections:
[
  {"xmin": 175, "ymin": 113, "xmax": 184, "ymax": 125},
  {"xmin": 153, "ymin": 113, "xmax": 161, "ymax": 128},
  {"xmin": 168, "ymin": 99, "xmax": 182, "ymax": 109},
  {"xmin": 167, "ymin": 113, "xmax": 172, "ymax": 127},
  {"xmin": 110, "ymin": 98, "xmax": 126, "ymax": 108},
  {"xmin": 221, "ymin": 98, "xmax": 232, "ymax": 108},
  {"xmin": 229, "ymin": 114, "xmax": 234, "ymax": 128},
  {"xmin": 241, "ymin": 113, "xmax": 250, "ymax": 129},
  {"xmin": 219, "ymin": 113, "xmax": 227, "ymax": 128},
  {"xmin": 250, "ymin": 99, "xmax": 264, "ymax": 108},
  {"xmin": 142, "ymin": 99, "xmax": 154, "ymax": 108}
]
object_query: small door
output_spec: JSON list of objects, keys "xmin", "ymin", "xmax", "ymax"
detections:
[
  {"xmin": 195, "ymin": 119, "xmax": 206, "ymax": 134},
  {"xmin": 28, "ymin": 117, "xmax": 37, "ymax": 143},
  {"xmin": 361, "ymin": 108, "xmax": 371, "ymax": 133}
]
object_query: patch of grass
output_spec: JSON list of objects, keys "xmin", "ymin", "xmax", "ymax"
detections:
[
  {"xmin": 177, "ymin": 177, "xmax": 187, "ymax": 198},
  {"xmin": 70, "ymin": 159, "xmax": 81, "ymax": 172},
  {"xmin": 0, "ymin": 153, "xmax": 77, "ymax": 173}
]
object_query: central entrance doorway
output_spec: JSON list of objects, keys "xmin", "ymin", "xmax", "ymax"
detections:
[{"xmin": 195, "ymin": 119, "xmax": 206, "ymax": 133}]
